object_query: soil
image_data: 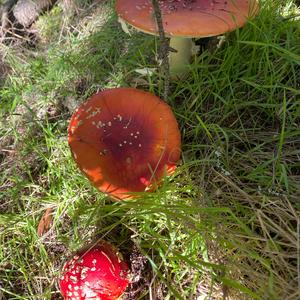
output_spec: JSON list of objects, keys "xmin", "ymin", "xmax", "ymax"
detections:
[{"xmin": 123, "ymin": 245, "xmax": 150, "ymax": 300}]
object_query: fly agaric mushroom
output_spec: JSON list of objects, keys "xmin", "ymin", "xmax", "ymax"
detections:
[
  {"xmin": 59, "ymin": 241, "xmax": 130, "ymax": 300},
  {"xmin": 68, "ymin": 88, "xmax": 181, "ymax": 200},
  {"xmin": 115, "ymin": 0, "xmax": 259, "ymax": 78}
]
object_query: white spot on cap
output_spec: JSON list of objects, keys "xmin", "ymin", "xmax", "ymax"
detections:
[
  {"xmin": 70, "ymin": 275, "xmax": 78, "ymax": 283},
  {"xmin": 84, "ymin": 289, "xmax": 97, "ymax": 298},
  {"xmin": 100, "ymin": 149, "xmax": 108, "ymax": 156},
  {"xmin": 72, "ymin": 120, "xmax": 83, "ymax": 132},
  {"xmin": 86, "ymin": 107, "xmax": 92, "ymax": 113},
  {"xmin": 87, "ymin": 107, "xmax": 101, "ymax": 119}
]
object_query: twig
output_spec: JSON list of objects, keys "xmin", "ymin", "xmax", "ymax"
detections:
[{"xmin": 151, "ymin": 0, "xmax": 170, "ymax": 101}]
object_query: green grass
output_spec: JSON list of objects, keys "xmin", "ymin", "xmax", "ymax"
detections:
[{"xmin": 0, "ymin": 0, "xmax": 300, "ymax": 299}]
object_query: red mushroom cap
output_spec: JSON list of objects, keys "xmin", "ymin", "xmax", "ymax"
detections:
[
  {"xmin": 68, "ymin": 88, "xmax": 181, "ymax": 200},
  {"xmin": 59, "ymin": 241, "xmax": 130, "ymax": 300},
  {"xmin": 116, "ymin": 0, "xmax": 259, "ymax": 38}
]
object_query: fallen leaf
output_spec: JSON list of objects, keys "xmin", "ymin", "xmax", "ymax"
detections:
[
  {"xmin": 134, "ymin": 68, "xmax": 156, "ymax": 76},
  {"xmin": 118, "ymin": 17, "xmax": 131, "ymax": 35},
  {"xmin": 37, "ymin": 208, "xmax": 53, "ymax": 237}
]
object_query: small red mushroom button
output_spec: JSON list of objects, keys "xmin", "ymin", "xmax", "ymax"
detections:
[
  {"xmin": 68, "ymin": 88, "xmax": 181, "ymax": 200},
  {"xmin": 59, "ymin": 241, "xmax": 130, "ymax": 300}
]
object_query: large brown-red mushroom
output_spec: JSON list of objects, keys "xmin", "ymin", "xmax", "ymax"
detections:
[
  {"xmin": 116, "ymin": 0, "xmax": 259, "ymax": 78},
  {"xmin": 59, "ymin": 241, "xmax": 130, "ymax": 300},
  {"xmin": 68, "ymin": 88, "xmax": 181, "ymax": 200}
]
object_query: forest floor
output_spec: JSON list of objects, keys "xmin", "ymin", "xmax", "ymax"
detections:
[{"xmin": 0, "ymin": 0, "xmax": 300, "ymax": 299}]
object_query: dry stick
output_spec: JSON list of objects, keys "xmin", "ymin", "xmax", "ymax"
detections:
[{"xmin": 151, "ymin": 0, "xmax": 170, "ymax": 101}]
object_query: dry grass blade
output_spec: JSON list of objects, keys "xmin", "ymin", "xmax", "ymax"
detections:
[
  {"xmin": 37, "ymin": 208, "xmax": 53, "ymax": 237},
  {"xmin": 210, "ymin": 169, "xmax": 300, "ymax": 299}
]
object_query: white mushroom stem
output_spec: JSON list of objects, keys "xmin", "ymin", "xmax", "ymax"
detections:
[
  {"xmin": 169, "ymin": 37, "xmax": 194, "ymax": 79},
  {"xmin": 117, "ymin": 18, "xmax": 195, "ymax": 79}
]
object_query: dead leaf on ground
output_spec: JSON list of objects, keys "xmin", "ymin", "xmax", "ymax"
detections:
[{"xmin": 37, "ymin": 207, "xmax": 53, "ymax": 237}]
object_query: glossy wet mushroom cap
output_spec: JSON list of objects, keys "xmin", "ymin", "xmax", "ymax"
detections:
[
  {"xmin": 116, "ymin": 0, "xmax": 259, "ymax": 38},
  {"xmin": 59, "ymin": 241, "xmax": 130, "ymax": 300},
  {"xmin": 68, "ymin": 88, "xmax": 181, "ymax": 200}
]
